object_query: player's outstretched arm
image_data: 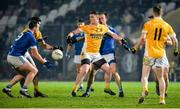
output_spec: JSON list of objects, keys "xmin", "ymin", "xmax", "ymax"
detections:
[
  {"xmin": 131, "ymin": 33, "xmax": 146, "ymax": 54},
  {"xmin": 30, "ymin": 47, "xmax": 47, "ymax": 64},
  {"xmin": 31, "ymin": 47, "xmax": 54, "ymax": 68}
]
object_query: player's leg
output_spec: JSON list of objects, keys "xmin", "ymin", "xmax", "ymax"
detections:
[
  {"xmin": 72, "ymin": 58, "xmax": 90, "ymax": 97},
  {"xmin": 18, "ymin": 61, "xmax": 38, "ymax": 98},
  {"xmin": 2, "ymin": 74, "xmax": 24, "ymax": 97},
  {"xmin": 109, "ymin": 63, "xmax": 124, "ymax": 97},
  {"xmin": 96, "ymin": 56, "xmax": 117, "ymax": 96},
  {"xmin": 76, "ymin": 64, "xmax": 84, "ymax": 91},
  {"xmin": 102, "ymin": 54, "xmax": 116, "ymax": 95},
  {"xmin": 25, "ymin": 52, "xmax": 47, "ymax": 97},
  {"xmin": 153, "ymin": 66, "xmax": 166, "ymax": 104},
  {"xmin": 82, "ymin": 65, "xmax": 97, "ymax": 97},
  {"xmin": 138, "ymin": 64, "xmax": 151, "ymax": 104},
  {"xmin": 155, "ymin": 56, "xmax": 169, "ymax": 97},
  {"xmin": 155, "ymin": 66, "xmax": 169, "ymax": 97},
  {"xmin": 164, "ymin": 67, "xmax": 169, "ymax": 96},
  {"xmin": 104, "ymin": 64, "xmax": 116, "ymax": 96}
]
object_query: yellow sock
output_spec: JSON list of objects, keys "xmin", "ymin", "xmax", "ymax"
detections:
[
  {"xmin": 160, "ymin": 97, "xmax": 165, "ymax": 101},
  {"xmin": 72, "ymin": 84, "xmax": 79, "ymax": 92},
  {"xmin": 105, "ymin": 83, "xmax": 110, "ymax": 90}
]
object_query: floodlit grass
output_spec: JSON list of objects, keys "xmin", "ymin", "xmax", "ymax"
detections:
[{"xmin": 0, "ymin": 81, "xmax": 180, "ymax": 108}]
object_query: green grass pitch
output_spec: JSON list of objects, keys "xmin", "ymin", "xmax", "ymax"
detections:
[{"xmin": 0, "ymin": 81, "xmax": 180, "ymax": 108}]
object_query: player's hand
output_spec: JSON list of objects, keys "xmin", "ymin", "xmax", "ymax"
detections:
[
  {"xmin": 66, "ymin": 37, "xmax": 77, "ymax": 45},
  {"xmin": 42, "ymin": 36, "xmax": 48, "ymax": 40},
  {"xmin": 122, "ymin": 43, "xmax": 131, "ymax": 51},
  {"xmin": 174, "ymin": 49, "xmax": 179, "ymax": 56},
  {"xmin": 121, "ymin": 39, "xmax": 131, "ymax": 51},
  {"xmin": 44, "ymin": 61, "xmax": 55, "ymax": 69},
  {"xmin": 53, "ymin": 45, "xmax": 63, "ymax": 51},
  {"xmin": 65, "ymin": 52, "xmax": 70, "ymax": 59},
  {"xmin": 131, "ymin": 47, "xmax": 137, "ymax": 54}
]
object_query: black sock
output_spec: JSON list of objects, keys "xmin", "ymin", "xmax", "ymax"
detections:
[
  {"xmin": 22, "ymin": 85, "xmax": 27, "ymax": 89},
  {"xmin": 86, "ymin": 86, "xmax": 91, "ymax": 94}
]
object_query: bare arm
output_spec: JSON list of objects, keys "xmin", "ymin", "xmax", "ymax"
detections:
[
  {"xmin": 107, "ymin": 30, "xmax": 123, "ymax": 41},
  {"xmin": 30, "ymin": 47, "xmax": 46, "ymax": 64},
  {"xmin": 166, "ymin": 36, "xmax": 173, "ymax": 46},
  {"xmin": 133, "ymin": 33, "xmax": 146, "ymax": 50},
  {"xmin": 67, "ymin": 28, "xmax": 82, "ymax": 38},
  {"xmin": 170, "ymin": 34, "xmax": 178, "ymax": 51}
]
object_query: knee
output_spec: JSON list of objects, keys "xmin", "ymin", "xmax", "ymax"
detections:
[
  {"xmin": 31, "ymin": 67, "xmax": 38, "ymax": 75},
  {"xmin": 80, "ymin": 68, "xmax": 89, "ymax": 75}
]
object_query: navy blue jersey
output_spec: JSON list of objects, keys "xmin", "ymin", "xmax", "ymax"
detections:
[
  {"xmin": 73, "ymin": 32, "xmax": 85, "ymax": 55},
  {"xmin": 100, "ymin": 26, "xmax": 119, "ymax": 55},
  {"xmin": 9, "ymin": 31, "xmax": 37, "ymax": 56}
]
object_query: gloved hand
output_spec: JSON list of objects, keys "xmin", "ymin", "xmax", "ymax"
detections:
[
  {"xmin": 66, "ymin": 36, "xmax": 77, "ymax": 45},
  {"xmin": 65, "ymin": 52, "xmax": 71, "ymax": 59},
  {"xmin": 53, "ymin": 45, "xmax": 63, "ymax": 51},
  {"xmin": 37, "ymin": 36, "xmax": 48, "ymax": 42},
  {"xmin": 174, "ymin": 49, "xmax": 179, "ymax": 56},
  {"xmin": 44, "ymin": 61, "xmax": 55, "ymax": 69},
  {"xmin": 131, "ymin": 47, "xmax": 137, "ymax": 54},
  {"xmin": 121, "ymin": 39, "xmax": 131, "ymax": 51}
]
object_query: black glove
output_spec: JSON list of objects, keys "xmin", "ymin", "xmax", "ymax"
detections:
[
  {"xmin": 174, "ymin": 49, "xmax": 179, "ymax": 56},
  {"xmin": 53, "ymin": 45, "xmax": 63, "ymax": 51},
  {"xmin": 37, "ymin": 36, "xmax": 48, "ymax": 42},
  {"xmin": 44, "ymin": 61, "xmax": 55, "ymax": 69},
  {"xmin": 131, "ymin": 48, "xmax": 137, "ymax": 54},
  {"xmin": 122, "ymin": 43, "xmax": 131, "ymax": 51},
  {"xmin": 66, "ymin": 36, "xmax": 77, "ymax": 45},
  {"xmin": 121, "ymin": 39, "xmax": 131, "ymax": 51},
  {"xmin": 121, "ymin": 39, "xmax": 128, "ymax": 45}
]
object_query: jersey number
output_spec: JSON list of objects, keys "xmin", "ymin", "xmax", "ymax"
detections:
[
  {"xmin": 154, "ymin": 28, "xmax": 162, "ymax": 41},
  {"xmin": 15, "ymin": 33, "xmax": 24, "ymax": 41}
]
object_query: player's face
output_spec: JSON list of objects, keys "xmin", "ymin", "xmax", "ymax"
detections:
[
  {"xmin": 99, "ymin": 14, "xmax": 107, "ymax": 24},
  {"xmin": 35, "ymin": 21, "xmax": 41, "ymax": 31},
  {"xmin": 89, "ymin": 14, "xmax": 99, "ymax": 24}
]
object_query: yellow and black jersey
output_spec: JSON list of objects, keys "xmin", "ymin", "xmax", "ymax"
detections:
[{"xmin": 142, "ymin": 17, "xmax": 175, "ymax": 58}]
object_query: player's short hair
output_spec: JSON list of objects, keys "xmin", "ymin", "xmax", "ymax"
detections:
[
  {"xmin": 76, "ymin": 18, "xmax": 84, "ymax": 27},
  {"xmin": 29, "ymin": 20, "xmax": 38, "ymax": 29},
  {"xmin": 77, "ymin": 18, "xmax": 84, "ymax": 23},
  {"xmin": 90, "ymin": 11, "xmax": 98, "ymax": 15},
  {"xmin": 153, "ymin": 5, "xmax": 162, "ymax": 16},
  {"xmin": 28, "ymin": 16, "xmax": 41, "ymax": 22},
  {"xmin": 98, "ymin": 12, "xmax": 108, "ymax": 19}
]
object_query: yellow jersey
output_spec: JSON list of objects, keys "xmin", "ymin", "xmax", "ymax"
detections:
[
  {"xmin": 22, "ymin": 27, "xmax": 43, "ymax": 40},
  {"xmin": 22, "ymin": 27, "xmax": 46, "ymax": 46},
  {"xmin": 142, "ymin": 17, "xmax": 175, "ymax": 58},
  {"xmin": 80, "ymin": 24, "xmax": 109, "ymax": 53}
]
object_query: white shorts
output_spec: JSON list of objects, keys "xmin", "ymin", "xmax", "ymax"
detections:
[
  {"xmin": 81, "ymin": 52, "xmax": 104, "ymax": 63},
  {"xmin": 7, "ymin": 55, "xmax": 28, "ymax": 68},
  {"xmin": 74, "ymin": 55, "xmax": 81, "ymax": 64},
  {"xmin": 143, "ymin": 56, "xmax": 169, "ymax": 68},
  {"xmin": 102, "ymin": 53, "xmax": 116, "ymax": 64},
  {"xmin": 24, "ymin": 52, "xmax": 36, "ymax": 66}
]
